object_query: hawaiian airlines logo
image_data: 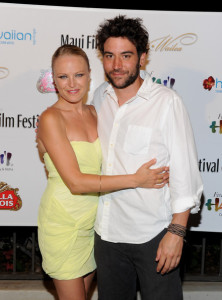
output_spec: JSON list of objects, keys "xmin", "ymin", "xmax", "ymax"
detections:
[
  {"xmin": 203, "ymin": 76, "xmax": 215, "ymax": 91},
  {"xmin": 0, "ymin": 29, "xmax": 36, "ymax": 45},
  {"xmin": 203, "ymin": 75, "xmax": 222, "ymax": 93},
  {"xmin": 150, "ymin": 33, "xmax": 198, "ymax": 52},
  {"xmin": 0, "ymin": 182, "xmax": 22, "ymax": 211},
  {"xmin": 36, "ymin": 69, "xmax": 57, "ymax": 94},
  {"xmin": 0, "ymin": 67, "xmax": 9, "ymax": 79}
]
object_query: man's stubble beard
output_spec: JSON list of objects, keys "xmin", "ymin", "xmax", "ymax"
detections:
[{"xmin": 105, "ymin": 60, "xmax": 140, "ymax": 89}]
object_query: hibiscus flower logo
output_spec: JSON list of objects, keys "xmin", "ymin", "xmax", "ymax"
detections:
[{"xmin": 203, "ymin": 76, "xmax": 215, "ymax": 91}]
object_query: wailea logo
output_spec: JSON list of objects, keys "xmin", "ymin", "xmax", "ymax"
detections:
[{"xmin": 150, "ymin": 33, "xmax": 198, "ymax": 52}]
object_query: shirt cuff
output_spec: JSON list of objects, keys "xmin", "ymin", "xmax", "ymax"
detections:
[{"xmin": 171, "ymin": 185, "xmax": 203, "ymax": 214}]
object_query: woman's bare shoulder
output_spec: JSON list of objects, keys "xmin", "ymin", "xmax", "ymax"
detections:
[
  {"xmin": 40, "ymin": 106, "xmax": 60, "ymax": 119},
  {"xmin": 87, "ymin": 104, "xmax": 97, "ymax": 118},
  {"xmin": 39, "ymin": 106, "xmax": 65, "ymax": 130},
  {"xmin": 37, "ymin": 106, "xmax": 65, "ymax": 142}
]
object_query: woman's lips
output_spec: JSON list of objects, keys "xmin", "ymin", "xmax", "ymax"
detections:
[{"xmin": 67, "ymin": 89, "xmax": 79, "ymax": 94}]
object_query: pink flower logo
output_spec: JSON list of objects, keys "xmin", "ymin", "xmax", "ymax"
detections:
[{"xmin": 36, "ymin": 69, "xmax": 57, "ymax": 93}]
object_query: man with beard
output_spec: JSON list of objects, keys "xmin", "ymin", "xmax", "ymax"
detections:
[{"xmin": 92, "ymin": 15, "xmax": 203, "ymax": 300}]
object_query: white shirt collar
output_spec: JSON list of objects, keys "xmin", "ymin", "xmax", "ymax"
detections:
[{"xmin": 104, "ymin": 71, "xmax": 153, "ymax": 104}]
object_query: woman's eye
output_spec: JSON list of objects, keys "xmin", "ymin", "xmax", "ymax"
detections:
[
  {"xmin": 76, "ymin": 73, "xmax": 84, "ymax": 78},
  {"xmin": 58, "ymin": 75, "xmax": 67, "ymax": 79}
]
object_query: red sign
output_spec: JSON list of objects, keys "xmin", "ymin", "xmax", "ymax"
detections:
[{"xmin": 0, "ymin": 182, "xmax": 22, "ymax": 211}]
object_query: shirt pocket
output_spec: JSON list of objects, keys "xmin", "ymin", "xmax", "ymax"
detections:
[{"xmin": 123, "ymin": 125, "xmax": 152, "ymax": 155}]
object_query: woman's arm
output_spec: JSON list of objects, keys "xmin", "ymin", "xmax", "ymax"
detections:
[{"xmin": 37, "ymin": 108, "xmax": 169, "ymax": 194}]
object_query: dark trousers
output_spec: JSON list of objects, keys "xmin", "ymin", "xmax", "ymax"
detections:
[{"xmin": 94, "ymin": 230, "xmax": 183, "ymax": 300}]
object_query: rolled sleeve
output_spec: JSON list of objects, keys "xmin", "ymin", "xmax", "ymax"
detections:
[
  {"xmin": 165, "ymin": 93, "xmax": 203, "ymax": 214},
  {"xmin": 171, "ymin": 187, "xmax": 203, "ymax": 214}
]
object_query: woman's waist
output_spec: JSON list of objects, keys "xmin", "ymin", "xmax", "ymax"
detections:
[
  {"xmin": 47, "ymin": 167, "xmax": 101, "ymax": 180},
  {"xmin": 44, "ymin": 178, "xmax": 99, "ymax": 200}
]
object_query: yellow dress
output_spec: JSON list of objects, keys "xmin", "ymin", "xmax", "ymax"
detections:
[{"xmin": 38, "ymin": 139, "xmax": 102, "ymax": 280}]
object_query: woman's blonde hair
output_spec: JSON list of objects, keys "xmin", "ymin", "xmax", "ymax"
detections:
[{"xmin": 51, "ymin": 44, "xmax": 90, "ymax": 71}]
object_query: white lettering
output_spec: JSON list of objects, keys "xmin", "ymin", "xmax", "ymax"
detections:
[{"xmin": 0, "ymin": 200, "xmax": 13, "ymax": 206}]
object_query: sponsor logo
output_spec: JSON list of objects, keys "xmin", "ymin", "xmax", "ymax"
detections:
[
  {"xmin": 0, "ymin": 182, "xmax": 22, "ymax": 211},
  {"xmin": 203, "ymin": 76, "xmax": 222, "ymax": 93},
  {"xmin": 205, "ymin": 193, "xmax": 222, "ymax": 216},
  {"xmin": 36, "ymin": 69, "xmax": 57, "ymax": 94},
  {"xmin": 0, "ymin": 151, "xmax": 13, "ymax": 171},
  {"xmin": 203, "ymin": 76, "xmax": 215, "ymax": 91},
  {"xmin": 0, "ymin": 29, "xmax": 36, "ymax": 45},
  {"xmin": 209, "ymin": 120, "xmax": 222, "ymax": 134},
  {"xmin": 0, "ymin": 67, "xmax": 9, "ymax": 79},
  {"xmin": 152, "ymin": 75, "xmax": 175, "ymax": 89},
  {"xmin": 207, "ymin": 103, "xmax": 222, "ymax": 134},
  {"xmin": 150, "ymin": 33, "xmax": 198, "ymax": 52},
  {"xmin": 208, "ymin": 112, "xmax": 222, "ymax": 135}
]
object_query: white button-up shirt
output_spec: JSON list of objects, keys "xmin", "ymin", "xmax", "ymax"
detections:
[{"xmin": 92, "ymin": 72, "xmax": 203, "ymax": 244}]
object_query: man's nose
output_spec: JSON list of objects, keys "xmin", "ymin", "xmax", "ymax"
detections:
[{"xmin": 113, "ymin": 56, "xmax": 122, "ymax": 69}]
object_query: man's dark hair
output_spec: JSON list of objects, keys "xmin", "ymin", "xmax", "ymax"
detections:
[{"xmin": 96, "ymin": 15, "xmax": 149, "ymax": 57}]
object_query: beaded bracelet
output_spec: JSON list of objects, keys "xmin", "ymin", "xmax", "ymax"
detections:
[{"xmin": 167, "ymin": 223, "xmax": 186, "ymax": 238}]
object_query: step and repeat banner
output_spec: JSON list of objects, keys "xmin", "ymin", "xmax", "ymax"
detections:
[{"xmin": 0, "ymin": 3, "xmax": 221, "ymax": 231}]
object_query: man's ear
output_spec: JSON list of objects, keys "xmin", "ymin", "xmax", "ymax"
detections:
[{"xmin": 139, "ymin": 52, "xmax": 147, "ymax": 68}]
